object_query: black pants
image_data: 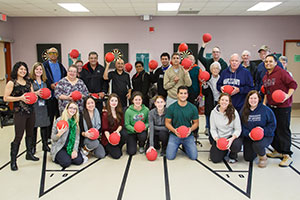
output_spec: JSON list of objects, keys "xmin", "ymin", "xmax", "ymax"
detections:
[
  {"xmin": 13, "ymin": 111, "xmax": 35, "ymax": 145},
  {"xmin": 150, "ymin": 130, "xmax": 169, "ymax": 151},
  {"xmin": 243, "ymin": 136, "xmax": 273, "ymax": 161},
  {"xmin": 210, "ymin": 137, "xmax": 243, "ymax": 163},
  {"xmin": 55, "ymin": 148, "xmax": 83, "ymax": 168},
  {"xmin": 47, "ymin": 98, "xmax": 60, "ymax": 139},
  {"xmin": 270, "ymin": 107, "xmax": 292, "ymax": 155},
  {"xmin": 126, "ymin": 131, "xmax": 147, "ymax": 155},
  {"xmin": 105, "ymin": 129, "xmax": 128, "ymax": 159}
]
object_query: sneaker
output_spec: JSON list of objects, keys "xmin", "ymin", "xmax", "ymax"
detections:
[
  {"xmin": 81, "ymin": 152, "xmax": 89, "ymax": 164},
  {"xmin": 204, "ymin": 128, "xmax": 209, "ymax": 136},
  {"xmin": 81, "ymin": 146, "xmax": 89, "ymax": 156},
  {"xmin": 139, "ymin": 147, "xmax": 145, "ymax": 154},
  {"xmin": 258, "ymin": 155, "xmax": 267, "ymax": 168},
  {"xmin": 228, "ymin": 158, "xmax": 237, "ymax": 164},
  {"xmin": 267, "ymin": 150, "xmax": 283, "ymax": 158},
  {"xmin": 279, "ymin": 155, "xmax": 293, "ymax": 167}
]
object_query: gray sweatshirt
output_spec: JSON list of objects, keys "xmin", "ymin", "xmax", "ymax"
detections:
[
  {"xmin": 209, "ymin": 105, "xmax": 241, "ymax": 139},
  {"xmin": 148, "ymin": 108, "xmax": 169, "ymax": 147}
]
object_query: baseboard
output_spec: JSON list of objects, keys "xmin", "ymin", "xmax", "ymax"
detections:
[{"xmin": 292, "ymin": 103, "xmax": 300, "ymax": 109}]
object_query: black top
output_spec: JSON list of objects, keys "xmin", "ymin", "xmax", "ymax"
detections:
[
  {"xmin": 149, "ymin": 67, "xmax": 168, "ymax": 98},
  {"xmin": 241, "ymin": 61, "xmax": 257, "ymax": 85},
  {"xmin": 80, "ymin": 63, "xmax": 109, "ymax": 93},
  {"xmin": 11, "ymin": 78, "xmax": 33, "ymax": 114},
  {"xmin": 108, "ymin": 70, "xmax": 131, "ymax": 107},
  {"xmin": 132, "ymin": 70, "xmax": 150, "ymax": 107}
]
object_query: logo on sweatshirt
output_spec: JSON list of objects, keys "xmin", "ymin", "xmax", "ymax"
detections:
[
  {"xmin": 224, "ymin": 78, "xmax": 240, "ymax": 86},
  {"xmin": 133, "ymin": 113, "xmax": 145, "ymax": 121},
  {"xmin": 263, "ymin": 78, "xmax": 276, "ymax": 87},
  {"xmin": 248, "ymin": 114, "xmax": 261, "ymax": 122}
]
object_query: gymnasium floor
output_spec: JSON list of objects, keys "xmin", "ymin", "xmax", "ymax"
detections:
[{"xmin": 1, "ymin": 111, "xmax": 300, "ymax": 200}]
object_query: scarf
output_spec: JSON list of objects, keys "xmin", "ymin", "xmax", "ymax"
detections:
[{"xmin": 66, "ymin": 117, "xmax": 77, "ymax": 155}]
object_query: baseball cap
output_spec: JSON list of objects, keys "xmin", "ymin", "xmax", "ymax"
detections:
[{"xmin": 258, "ymin": 45, "xmax": 269, "ymax": 53}]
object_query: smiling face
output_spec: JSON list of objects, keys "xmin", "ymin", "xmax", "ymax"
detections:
[
  {"xmin": 135, "ymin": 63, "xmax": 144, "ymax": 73},
  {"xmin": 242, "ymin": 53, "xmax": 250, "ymax": 63},
  {"xmin": 67, "ymin": 66, "xmax": 78, "ymax": 80},
  {"xmin": 88, "ymin": 54, "xmax": 98, "ymax": 66},
  {"xmin": 230, "ymin": 54, "xmax": 240, "ymax": 72},
  {"xmin": 132, "ymin": 95, "xmax": 143, "ymax": 107},
  {"xmin": 76, "ymin": 62, "xmax": 83, "ymax": 73},
  {"xmin": 248, "ymin": 93, "xmax": 259, "ymax": 108},
  {"xmin": 67, "ymin": 103, "xmax": 78, "ymax": 117},
  {"xmin": 212, "ymin": 47, "xmax": 220, "ymax": 60},
  {"xmin": 264, "ymin": 56, "xmax": 277, "ymax": 72},
  {"xmin": 18, "ymin": 65, "xmax": 27, "ymax": 78},
  {"xmin": 219, "ymin": 95, "xmax": 230, "ymax": 110},
  {"xmin": 177, "ymin": 89, "xmax": 188, "ymax": 102},
  {"xmin": 161, "ymin": 56, "xmax": 170, "ymax": 67},
  {"xmin": 109, "ymin": 96, "xmax": 119, "ymax": 108},
  {"xmin": 48, "ymin": 48, "xmax": 58, "ymax": 62},
  {"xmin": 86, "ymin": 98, "xmax": 95, "ymax": 112},
  {"xmin": 154, "ymin": 97, "xmax": 166, "ymax": 110},
  {"xmin": 115, "ymin": 59, "xmax": 124, "ymax": 71},
  {"xmin": 34, "ymin": 65, "xmax": 43, "ymax": 78},
  {"xmin": 171, "ymin": 54, "xmax": 181, "ymax": 66}
]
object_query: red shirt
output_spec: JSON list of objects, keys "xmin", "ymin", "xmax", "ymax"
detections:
[{"xmin": 101, "ymin": 111, "xmax": 124, "ymax": 146}]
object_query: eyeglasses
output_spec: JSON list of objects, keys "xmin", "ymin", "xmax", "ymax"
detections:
[
  {"xmin": 48, "ymin": 52, "xmax": 58, "ymax": 55},
  {"xmin": 212, "ymin": 51, "xmax": 220, "ymax": 53}
]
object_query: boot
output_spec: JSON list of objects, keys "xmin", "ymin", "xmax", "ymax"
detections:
[
  {"xmin": 258, "ymin": 155, "xmax": 267, "ymax": 168},
  {"xmin": 32, "ymin": 128, "xmax": 37, "ymax": 155},
  {"xmin": 41, "ymin": 127, "xmax": 50, "ymax": 152},
  {"xmin": 10, "ymin": 142, "xmax": 20, "ymax": 171},
  {"xmin": 25, "ymin": 137, "xmax": 39, "ymax": 161}
]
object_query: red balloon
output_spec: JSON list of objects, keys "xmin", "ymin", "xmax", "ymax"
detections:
[
  {"xmin": 176, "ymin": 125, "xmax": 189, "ymax": 138},
  {"xmin": 250, "ymin": 127, "xmax": 264, "ymax": 141},
  {"xmin": 24, "ymin": 92, "xmax": 38, "ymax": 104},
  {"xmin": 124, "ymin": 63, "xmax": 133, "ymax": 73},
  {"xmin": 202, "ymin": 33, "xmax": 212, "ymax": 43},
  {"xmin": 109, "ymin": 132, "xmax": 121, "ymax": 145},
  {"xmin": 146, "ymin": 148, "xmax": 158, "ymax": 161},
  {"xmin": 181, "ymin": 58, "xmax": 193, "ymax": 69},
  {"xmin": 56, "ymin": 120, "xmax": 68, "ymax": 129},
  {"xmin": 223, "ymin": 85, "xmax": 234, "ymax": 95},
  {"xmin": 217, "ymin": 137, "xmax": 229, "ymax": 151},
  {"xmin": 199, "ymin": 71, "xmax": 210, "ymax": 81},
  {"xmin": 105, "ymin": 52, "xmax": 115, "ymax": 62},
  {"xmin": 272, "ymin": 89, "xmax": 285, "ymax": 103},
  {"xmin": 40, "ymin": 88, "xmax": 51, "ymax": 99},
  {"xmin": 134, "ymin": 121, "xmax": 146, "ymax": 133},
  {"xmin": 178, "ymin": 43, "xmax": 188, "ymax": 52},
  {"xmin": 89, "ymin": 128, "xmax": 99, "ymax": 140},
  {"xmin": 91, "ymin": 93, "xmax": 99, "ymax": 99},
  {"xmin": 260, "ymin": 85, "xmax": 265, "ymax": 94},
  {"xmin": 71, "ymin": 90, "xmax": 82, "ymax": 101},
  {"xmin": 149, "ymin": 60, "xmax": 158, "ymax": 70},
  {"xmin": 70, "ymin": 49, "xmax": 79, "ymax": 59}
]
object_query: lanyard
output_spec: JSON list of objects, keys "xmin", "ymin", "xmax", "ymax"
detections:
[{"xmin": 35, "ymin": 80, "xmax": 44, "ymax": 90}]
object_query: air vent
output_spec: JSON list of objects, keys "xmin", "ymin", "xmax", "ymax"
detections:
[{"xmin": 177, "ymin": 10, "xmax": 200, "ymax": 15}]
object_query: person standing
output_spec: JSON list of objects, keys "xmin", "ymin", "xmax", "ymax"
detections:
[
  {"xmin": 132, "ymin": 61, "xmax": 150, "ymax": 107},
  {"xmin": 4, "ymin": 62, "xmax": 39, "ymax": 171},
  {"xmin": 262, "ymin": 55, "xmax": 297, "ymax": 167}
]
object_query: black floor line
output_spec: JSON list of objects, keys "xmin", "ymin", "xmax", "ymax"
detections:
[
  {"xmin": 289, "ymin": 165, "xmax": 300, "ymax": 175},
  {"xmin": 292, "ymin": 143, "xmax": 300, "ymax": 150},
  {"xmin": 39, "ymin": 157, "xmax": 101, "ymax": 197},
  {"xmin": 223, "ymin": 159, "xmax": 233, "ymax": 172},
  {"xmin": 195, "ymin": 159, "xmax": 252, "ymax": 198},
  {"xmin": 0, "ymin": 140, "xmax": 42, "ymax": 171},
  {"xmin": 39, "ymin": 150, "xmax": 47, "ymax": 198},
  {"xmin": 163, "ymin": 156, "xmax": 171, "ymax": 200},
  {"xmin": 117, "ymin": 155, "xmax": 132, "ymax": 200},
  {"xmin": 214, "ymin": 170, "xmax": 249, "ymax": 173},
  {"xmin": 45, "ymin": 169, "xmax": 79, "ymax": 172}
]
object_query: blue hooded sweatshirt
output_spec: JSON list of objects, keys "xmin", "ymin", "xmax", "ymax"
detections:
[
  {"xmin": 217, "ymin": 64, "xmax": 254, "ymax": 111},
  {"xmin": 240, "ymin": 103, "xmax": 276, "ymax": 138}
]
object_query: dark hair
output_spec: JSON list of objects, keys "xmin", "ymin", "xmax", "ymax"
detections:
[
  {"xmin": 135, "ymin": 61, "xmax": 144, "ymax": 67},
  {"xmin": 68, "ymin": 64, "xmax": 78, "ymax": 72},
  {"xmin": 160, "ymin": 52, "xmax": 170, "ymax": 60},
  {"xmin": 88, "ymin": 51, "xmax": 98, "ymax": 57},
  {"xmin": 218, "ymin": 93, "xmax": 235, "ymax": 125},
  {"xmin": 11, "ymin": 61, "xmax": 29, "ymax": 80},
  {"xmin": 131, "ymin": 91, "xmax": 143, "ymax": 103},
  {"xmin": 106, "ymin": 93, "xmax": 123, "ymax": 127},
  {"xmin": 75, "ymin": 60, "xmax": 83, "ymax": 65},
  {"xmin": 241, "ymin": 90, "xmax": 261, "ymax": 125},
  {"xmin": 177, "ymin": 85, "xmax": 188, "ymax": 94},
  {"xmin": 154, "ymin": 95, "xmax": 165, "ymax": 102},
  {"xmin": 172, "ymin": 52, "xmax": 180, "ymax": 58},
  {"xmin": 82, "ymin": 96, "xmax": 96, "ymax": 129},
  {"xmin": 265, "ymin": 54, "xmax": 277, "ymax": 62}
]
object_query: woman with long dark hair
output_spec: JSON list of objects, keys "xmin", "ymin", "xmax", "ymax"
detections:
[
  {"xmin": 209, "ymin": 93, "xmax": 242, "ymax": 163},
  {"xmin": 101, "ymin": 93, "xmax": 128, "ymax": 159},
  {"xmin": 4, "ymin": 61, "xmax": 39, "ymax": 171},
  {"xmin": 240, "ymin": 90, "xmax": 276, "ymax": 168}
]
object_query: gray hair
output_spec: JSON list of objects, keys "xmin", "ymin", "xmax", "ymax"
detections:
[
  {"xmin": 279, "ymin": 56, "xmax": 288, "ymax": 63},
  {"xmin": 210, "ymin": 61, "xmax": 221, "ymax": 71},
  {"xmin": 242, "ymin": 50, "xmax": 251, "ymax": 57}
]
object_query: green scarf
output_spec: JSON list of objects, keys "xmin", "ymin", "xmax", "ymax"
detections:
[{"xmin": 66, "ymin": 118, "xmax": 77, "ymax": 156}]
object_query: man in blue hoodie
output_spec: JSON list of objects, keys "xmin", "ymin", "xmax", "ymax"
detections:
[{"xmin": 217, "ymin": 54, "xmax": 254, "ymax": 112}]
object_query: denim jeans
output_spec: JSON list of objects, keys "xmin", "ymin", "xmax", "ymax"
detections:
[{"xmin": 166, "ymin": 134, "xmax": 198, "ymax": 160}]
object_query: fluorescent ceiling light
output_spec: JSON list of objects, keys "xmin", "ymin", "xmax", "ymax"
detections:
[
  {"xmin": 58, "ymin": 3, "xmax": 89, "ymax": 12},
  {"xmin": 247, "ymin": 2, "xmax": 282, "ymax": 11},
  {"xmin": 158, "ymin": 3, "xmax": 180, "ymax": 11}
]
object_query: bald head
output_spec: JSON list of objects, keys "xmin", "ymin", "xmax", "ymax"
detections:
[{"xmin": 187, "ymin": 55, "xmax": 195, "ymax": 65}]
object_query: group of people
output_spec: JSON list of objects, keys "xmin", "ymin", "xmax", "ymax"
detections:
[{"xmin": 4, "ymin": 40, "xmax": 297, "ymax": 171}]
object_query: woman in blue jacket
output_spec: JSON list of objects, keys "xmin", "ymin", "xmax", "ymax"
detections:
[{"xmin": 240, "ymin": 90, "xmax": 276, "ymax": 168}]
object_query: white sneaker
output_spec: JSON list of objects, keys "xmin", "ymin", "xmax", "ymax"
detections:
[
  {"xmin": 81, "ymin": 147, "xmax": 89, "ymax": 156},
  {"xmin": 228, "ymin": 158, "xmax": 237, "ymax": 164},
  {"xmin": 81, "ymin": 152, "xmax": 89, "ymax": 164},
  {"xmin": 139, "ymin": 147, "xmax": 145, "ymax": 154}
]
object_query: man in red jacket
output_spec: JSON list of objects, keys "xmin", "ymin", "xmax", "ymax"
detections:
[{"xmin": 262, "ymin": 55, "xmax": 297, "ymax": 167}]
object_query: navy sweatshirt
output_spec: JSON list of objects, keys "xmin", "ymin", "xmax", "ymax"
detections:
[
  {"xmin": 217, "ymin": 65, "xmax": 254, "ymax": 111},
  {"xmin": 240, "ymin": 103, "xmax": 276, "ymax": 138}
]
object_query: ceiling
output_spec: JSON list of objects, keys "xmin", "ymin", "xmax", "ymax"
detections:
[{"xmin": 0, "ymin": 0, "xmax": 300, "ymax": 17}]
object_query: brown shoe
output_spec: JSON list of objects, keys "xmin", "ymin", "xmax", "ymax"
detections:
[
  {"xmin": 266, "ymin": 150, "xmax": 283, "ymax": 158},
  {"xmin": 258, "ymin": 155, "xmax": 267, "ymax": 168},
  {"xmin": 279, "ymin": 154, "xmax": 293, "ymax": 167}
]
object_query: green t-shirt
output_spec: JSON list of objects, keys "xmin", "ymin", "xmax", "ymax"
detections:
[{"xmin": 165, "ymin": 101, "xmax": 198, "ymax": 129}]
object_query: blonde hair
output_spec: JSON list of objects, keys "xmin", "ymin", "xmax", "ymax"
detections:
[
  {"xmin": 61, "ymin": 101, "xmax": 80, "ymax": 129},
  {"xmin": 30, "ymin": 62, "xmax": 47, "ymax": 82}
]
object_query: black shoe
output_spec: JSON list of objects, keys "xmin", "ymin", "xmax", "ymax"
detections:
[
  {"xmin": 43, "ymin": 145, "xmax": 50, "ymax": 152},
  {"xmin": 25, "ymin": 137, "xmax": 39, "ymax": 161},
  {"xmin": 10, "ymin": 142, "xmax": 19, "ymax": 171}
]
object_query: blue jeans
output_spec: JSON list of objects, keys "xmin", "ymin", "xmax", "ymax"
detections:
[{"xmin": 166, "ymin": 134, "xmax": 198, "ymax": 160}]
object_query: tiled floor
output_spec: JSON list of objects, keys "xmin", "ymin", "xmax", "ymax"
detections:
[{"xmin": 1, "ymin": 111, "xmax": 300, "ymax": 200}]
